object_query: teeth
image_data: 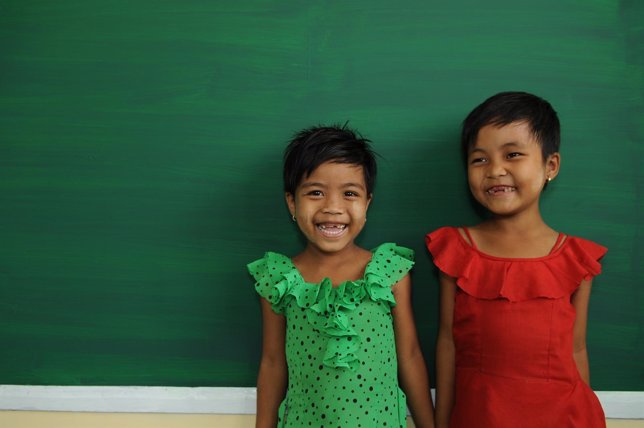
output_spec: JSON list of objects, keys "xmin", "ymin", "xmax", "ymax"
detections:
[
  {"xmin": 318, "ymin": 224, "xmax": 347, "ymax": 230},
  {"xmin": 488, "ymin": 187, "xmax": 515, "ymax": 194}
]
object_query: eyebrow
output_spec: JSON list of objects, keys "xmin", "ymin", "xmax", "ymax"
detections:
[
  {"xmin": 469, "ymin": 141, "xmax": 525, "ymax": 154},
  {"xmin": 342, "ymin": 182, "xmax": 366, "ymax": 190},
  {"xmin": 299, "ymin": 182, "xmax": 366, "ymax": 190},
  {"xmin": 299, "ymin": 182, "xmax": 326, "ymax": 189}
]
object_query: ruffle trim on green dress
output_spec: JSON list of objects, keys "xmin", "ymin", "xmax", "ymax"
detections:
[{"xmin": 248, "ymin": 243, "xmax": 414, "ymax": 371}]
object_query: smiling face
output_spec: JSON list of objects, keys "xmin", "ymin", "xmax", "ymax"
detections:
[
  {"xmin": 286, "ymin": 161, "xmax": 371, "ymax": 255},
  {"xmin": 467, "ymin": 121, "xmax": 560, "ymax": 218}
]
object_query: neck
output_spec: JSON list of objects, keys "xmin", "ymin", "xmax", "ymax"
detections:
[
  {"xmin": 300, "ymin": 243, "xmax": 362, "ymax": 265},
  {"xmin": 293, "ymin": 242, "xmax": 370, "ymax": 286},
  {"xmin": 481, "ymin": 209, "xmax": 551, "ymax": 237}
]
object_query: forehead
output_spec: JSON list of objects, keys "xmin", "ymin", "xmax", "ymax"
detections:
[
  {"xmin": 473, "ymin": 121, "xmax": 539, "ymax": 149},
  {"xmin": 301, "ymin": 161, "xmax": 366, "ymax": 185}
]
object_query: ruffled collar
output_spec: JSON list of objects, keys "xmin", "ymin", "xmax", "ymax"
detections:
[
  {"xmin": 248, "ymin": 243, "xmax": 414, "ymax": 370},
  {"xmin": 426, "ymin": 226, "xmax": 607, "ymax": 302}
]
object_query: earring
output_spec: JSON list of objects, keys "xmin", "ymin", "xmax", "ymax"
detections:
[
  {"xmin": 292, "ymin": 214, "xmax": 296, "ymax": 222},
  {"xmin": 547, "ymin": 176, "xmax": 552, "ymax": 182}
]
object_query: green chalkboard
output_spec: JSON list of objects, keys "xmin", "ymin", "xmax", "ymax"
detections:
[{"xmin": 1, "ymin": 1, "xmax": 641, "ymax": 390}]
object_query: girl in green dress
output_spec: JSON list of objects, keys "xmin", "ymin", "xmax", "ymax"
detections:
[{"xmin": 249, "ymin": 124, "xmax": 434, "ymax": 428}]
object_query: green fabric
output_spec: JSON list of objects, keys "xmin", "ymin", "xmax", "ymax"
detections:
[{"xmin": 248, "ymin": 243, "xmax": 414, "ymax": 427}]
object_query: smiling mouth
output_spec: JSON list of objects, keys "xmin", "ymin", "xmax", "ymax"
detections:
[
  {"xmin": 486, "ymin": 186, "xmax": 516, "ymax": 195},
  {"xmin": 317, "ymin": 223, "xmax": 347, "ymax": 237}
]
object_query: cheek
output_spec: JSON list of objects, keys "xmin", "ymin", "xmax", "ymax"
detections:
[
  {"xmin": 467, "ymin": 167, "xmax": 480, "ymax": 182},
  {"xmin": 528, "ymin": 178, "xmax": 546, "ymax": 194},
  {"xmin": 350, "ymin": 201, "xmax": 369, "ymax": 219},
  {"xmin": 467, "ymin": 172, "xmax": 482, "ymax": 192},
  {"xmin": 529, "ymin": 167, "xmax": 548, "ymax": 187},
  {"xmin": 292, "ymin": 200, "xmax": 314, "ymax": 219}
]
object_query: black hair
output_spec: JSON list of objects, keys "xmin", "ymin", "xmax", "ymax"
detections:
[
  {"xmin": 461, "ymin": 91, "xmax": 560, "ymax": 163},
  {"xmin": 283, "ymin": 124, "xmax": 377, "ymax": 194}
]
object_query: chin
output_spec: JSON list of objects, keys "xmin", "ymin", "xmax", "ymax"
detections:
[{"xmin": 315, "ymin": 240, "xmax": 354, "ymax": 254}]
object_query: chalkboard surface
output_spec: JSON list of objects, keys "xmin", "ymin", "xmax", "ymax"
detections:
[{"xmin": 1, "ymin": 1, "xmax": 641, "ymax": 390}]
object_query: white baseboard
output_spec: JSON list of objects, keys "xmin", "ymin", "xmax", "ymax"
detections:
[{"xmin": 0, "ymin": 386, "xmax": 641, "ymax": 419}]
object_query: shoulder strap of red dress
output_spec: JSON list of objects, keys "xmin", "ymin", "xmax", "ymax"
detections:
[
  {"xmin": 461, "ymin": 226, "xmax": 478, "ymax": 249},
  {"xmin": 549, "ymin": 232, "xmax": 567, "ymax": 255}
]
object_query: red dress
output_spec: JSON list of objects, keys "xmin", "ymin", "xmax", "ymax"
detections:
[{"xmin": 426, "ymin": 226, "xmax": 607, "ymax": 428}]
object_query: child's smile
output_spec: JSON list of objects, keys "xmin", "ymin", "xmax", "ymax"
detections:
[
  {"xmin": 317, "ymin": 222, "xmax": 348, "ymax": 238},
  {"xmin": 287, "ymin": 161, "xmax": 371, "ymax": 255},
  {"xmin": 486, "ymin": 185, "xmax": 516, "ymax": 196}
]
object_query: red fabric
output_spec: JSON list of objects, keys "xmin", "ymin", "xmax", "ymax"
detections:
[{"xmin": 426, "ymin": 226, "xmax": 607, "ymax": 428}]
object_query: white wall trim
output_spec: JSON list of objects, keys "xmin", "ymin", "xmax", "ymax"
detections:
[{"xmin": 0, "ymin": 386, "xmax": 642, "ymax": 419}]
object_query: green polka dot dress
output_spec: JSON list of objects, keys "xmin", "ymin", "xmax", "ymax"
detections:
[{"xmin": 248, "ymin": 243, "xmax": 413, "ymax": 428}]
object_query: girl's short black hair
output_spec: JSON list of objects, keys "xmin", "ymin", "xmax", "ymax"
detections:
[
  {"xmin": 283, "ymin": 124, "xmax": 377, "ymax": 194},
  {"xmin": 461, "ymin": 91, "xmax": 560, "ymax": 162}
]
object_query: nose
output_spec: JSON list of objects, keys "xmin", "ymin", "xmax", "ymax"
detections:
[
  {"xmin": 487, "ymin": 159, "xmax": 507, "ymax": 178},
  {"xmin": 322, "ymin": 194, "xmax": 344, "ymax": 214}
]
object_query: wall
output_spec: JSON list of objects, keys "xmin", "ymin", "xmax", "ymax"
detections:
[{"xmin": 1, "ymin": 0, "xmax": 641, "ymax": 412}]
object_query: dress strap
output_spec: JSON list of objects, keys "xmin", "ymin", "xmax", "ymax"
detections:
[
  {"xmin": 549, "ymin": 232, "xmax": 566, "ymax": 254},
  {"xmin": 461, "ymin": 226, "xmax": 478, "ymax": 249}
]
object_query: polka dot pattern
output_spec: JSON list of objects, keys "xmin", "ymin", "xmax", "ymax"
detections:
[{"xmin": 248, "ymin": 243, "xmax": 414, "ymax": 427}]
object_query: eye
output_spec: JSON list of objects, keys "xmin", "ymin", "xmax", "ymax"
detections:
[
  {"xmin": 469, "ymin": 157, "xmax": 487, "ymax": 165},
  {"xmin": 306, "ymin": 190, "xmax": 323, "ymax": 197},
  {"xmin": 506, "ymin": 152, "xmax": 523, "ymax": 159},
  {"xmin": 344, "ymin": 191, "xmax": 359, "ymax": 197}
]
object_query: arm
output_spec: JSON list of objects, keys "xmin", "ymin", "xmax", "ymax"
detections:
[
  {"xmin": 571, "ymin": 279, "xmax": 593, "ymax": 385},
  {"xmin": 256, "ymin": 298, "xmax": 288, "ymax": 428},
  {"xmin": 434, "ymin": 272, "xmax": 456, "ymax": 428},
  {"xmin": 392, "ymin": 274, "xmax": 435, "ymax": 428}
]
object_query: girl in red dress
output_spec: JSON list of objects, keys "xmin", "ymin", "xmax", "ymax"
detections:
[{"xmin": 427, "ymin": 92, "xmax": 607, "ymax": 428}]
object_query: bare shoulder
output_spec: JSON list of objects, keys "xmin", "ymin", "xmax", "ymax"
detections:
[{"xmin": 356, "ymin": 246, "xmax": 375, "ymax": 274}]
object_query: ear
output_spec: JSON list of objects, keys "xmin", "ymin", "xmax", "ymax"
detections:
[
  {"xmin": 546, "ymin": 152, "xmax": 561, "ymax": 180},
  {"xmin": 366, "ymin": 193, "xmax": 373, "ymax": 210},
  {"xmin": 285, "ymin": 192, "xmax": 296, "ymax": 217}
]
